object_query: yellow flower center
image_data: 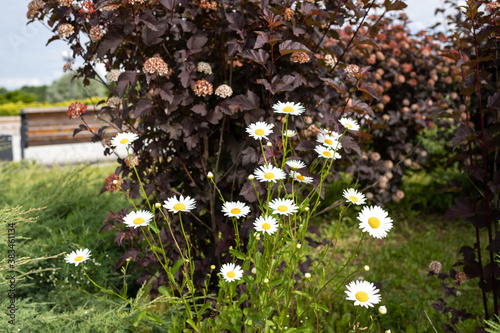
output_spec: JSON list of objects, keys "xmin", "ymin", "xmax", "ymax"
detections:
[
  {"xmin": 264, "ymin": 172, "xmax": 275, "ymax": 180},
  {"xmin": 355, "ymin": 291, "xmax": 369, "ymax": 302},
  {"xmin": 227, "ymin": 271, "xmax": 235, "ymax": 278},
  {"xmin": 297, "ymin": 175, "xmax": 305, "ymax": 181},
  {"xmin": 231, "ymin": 208, "xmax": 241, "ymax": 215},
  {"xmin": 283, "ymin": 106, "xmax": 294, "ymax": 113},
  {"xmin": 325, "ymin": 139, "xmax": 333, "ymax": 145},
  {"xmin": 255, "ymin": 129, "xmax": 265, "ymax": 136},
  {"xmin": 262, "ymin": 223, "xmax": 271, "ymax": 230},
  {"xmin": 368, "ymin": 217, "xmax": 381, "ymax": 229},
  {"xmin": 173, "ymin": 203, "xmax": 186, "ymax": 211},
  {"xmin": 323, "ymin": 151, "xmax": 332, "ymax": 157},
  {"xmin": 133, "ymin": 217, "xmax": 145, "ymax": 225},
  {"xmin": 120, "ymin": 138, "xmax": 129, "ymax": 144},
  {"xmin": 349, "ymin": 196, "xmax": 359, "ymax": 203},
  {"xmin": 74, "ymin": 256, "xmax": 84, "ymax": 262},
  {"xmin": 277, "ymin": 205, "xmax": 288, "ymax": 212},
  {"xmin": 347, "ymin": 124, "xmax": 353, "ymax": 129}
]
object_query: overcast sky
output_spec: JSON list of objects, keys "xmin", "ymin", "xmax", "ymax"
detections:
[{"xmin": 0, "ymin": 0, "xmax": 453, "ymax": 90}]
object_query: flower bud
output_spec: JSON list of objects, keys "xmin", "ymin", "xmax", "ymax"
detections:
[
  {"xmin": 264, "ymin": 278, "xmax": 269, "ymax": 283},
  {"xmin": 248, "ymin": 175, "xmax": 255, "ymax": 180},
  {"xmin": 305, "ymin": 273, "xmax": 311, "ymax": 279},
  {"xmin": 155, "ymin": 202, "xmax": 161, "ymax": 208},
  {"xmin": 112, "ymin": 180, "xmax": 118, "ymax": 185},
  {"xmin": 207, "ymin": 171, "xmax": 214, "ymax": 179},
  {"xmin": 296, "ymin": 244, "xmax": 302, "ymax": 249},
  {"xmin": 266, "ymin": 142, "xmax": 272, "ymax": 147},
  {"xmin": 385, "ymin": 330, "xmax": 391, "ymax": 333},
  {"xmin": 210, "ymin": 265, "xmax": 215, "ymax": 270},
  {"xmin": 364, "ymin": 265, "xmax": 370, "ymax": 271},
  {"xmin": 379, "ymin": 306, "xmax": 387, "ymax": 315},
  {"xmin": 304, "ymin": 207, "xmax": 310, "ymax": 211},
  {"xmin": 251, "ymin": 267, "xmax": 257, "ymax": 274}
]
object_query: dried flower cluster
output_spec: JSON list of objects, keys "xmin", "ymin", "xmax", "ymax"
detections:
[
  {"xmin": 57, "ymin": 23, "xmax": 75, "ymax": 38},
  {"xmin": 196, "ymin": 62, "xmax": 212, "ymax": 75},
  {"xmin": 128, "ymin": 0, "xmax": 146, "ymax": 4},
  {"xmin": 284, "ymin": 8, "xmax": 294, "ymax": 21},
  {"xmin": 27, "ymin": 0, "xmax": 44, "ymax": 19},
  {"xmin": 89, "ymin": 26, "xmax": 103, "ymax": 42},
  {"xmin": 345, "ymin": 64, "xmax": 360, "ymax": 77},
  {"xmin": 79, "ymin": 1, "xmax": 96, "ymax": 15},
  {"xmin": 67, "ymin": 102, "xmax": 87, "ymax": 119},
  {"xmin": 104, "ymin": 174, "xmax": 123, "ymax": 192},
  {"xmin": 199, "ymin": 0, "xmax": 217, "ymax": 10},
  {"xmin": 486, "ymin": 2, "xmax": 500, "ymax": 12},
  {"xmin": 455, "ymin": 271, "xmax": 467, "ymax": 284},
  {"xmin": 290, "ymin": 52, "xmax": 310, "ymax": 64},
  {"xmin": 106, "ymin": 69, "xmax": 122, "ymax": 82},
  {"xmin": 107, "ymin": 96, "xmax": 121, "ymax": 108},
  {"xmin": 324, "ymin": 54, "xmax": 337, "ymax": 67},
  {"xmin": 215, "ymin": 84, "xmax": 233, "ymax": 98},
  {"xmin": 143, "ymin": 57, "xmax": 169, "ymax": 76},
  {"xmin": 63, "ymin": 62, "xmax": 73, "ymax": 73},
  {"xmin": 193, "ymin": 80, "xmax": 213, "ymax": 97},
  {"xmin": 57, "ymin": 0, "xmax": 73, "ymax": 6},
  {"xmin": 429, "ymin": 261, "xmax": 442, "ymax": 274}
]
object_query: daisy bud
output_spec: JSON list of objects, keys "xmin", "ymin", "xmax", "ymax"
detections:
[
  {"xmin": 296, "ymin": 244, "xmax": 302, "ymax": 249},
  {"xmin": 248, "ymin": 175, "xmax": 255, "ymax": 181},
  {"xmin": 364, "ymin": 265, "xmax": 370, "ymax": 271},
  {"xmin": 379, "ymin": 306, "xmax": 387, "ymax": 315},
  {"xmin": 266, "ymin": 142, "xmax": 272, "ymax": 147},
  {"xmin": 251, "ymin": 267, "xmax": 257, "ymax": 274},
  {"xmin": 155, "ymin": 203, "xmax": 161, "ymax": 208},
  {"xmin": 385, "ymin": 330, "xmax": 391, "ymax": 333},
  {"xmin": 126, "ymin": 258, "xmax": 131, "ymax": 262},
  {"xmin": 304, "ymin": 207, "xmax": 310, "ymax": 211},
  {"xmin": 305, "ymin": 273, "xmax": 311, "ymax": 279},
  {"xmin": 207, "ymin": 171, "xmax": 214, "ymax": 179},
  {"xmin": 112, "ymin": 180, "xmax": 118, "ymax": 185},
  {"xmin": 255, "ymin": 234, "xmax": 261, "ymax": 240},
  {"xmin": 229, "ymin": 246, "xmax": 233, "ymax": 250},
  {"xmin": 210, "ymin": 265, "xmax": 215, "ymax": 270},
  {"xmin": 264, "ymin": 278, "xmax": 269, "ymax": 283}
]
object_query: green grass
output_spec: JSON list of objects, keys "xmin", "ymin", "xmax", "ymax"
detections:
[{"xmin": 0, "ymin": 161, "xmax": 488, "ymax": 332}]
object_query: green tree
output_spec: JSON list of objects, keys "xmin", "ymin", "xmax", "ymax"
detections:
[{"xmin": 46, "ymin": 73, "xmax": 108, "ymax": 103}]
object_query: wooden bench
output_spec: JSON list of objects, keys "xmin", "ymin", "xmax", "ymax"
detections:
[{"xmin": 20, "ymin": 106, "xmax": 117, "ymax": 159}]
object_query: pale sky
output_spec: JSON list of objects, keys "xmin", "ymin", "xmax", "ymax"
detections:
[{"xmin": 0, "ymin": 0, "xmax": 454, "ymax": 90}]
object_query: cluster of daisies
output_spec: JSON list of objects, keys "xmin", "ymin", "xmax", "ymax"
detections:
[{"xmin": 65, "ymin": 106, "xmax": 390, "ymax": 311}]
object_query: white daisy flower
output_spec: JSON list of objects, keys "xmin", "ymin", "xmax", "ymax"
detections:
[
  {"xmin": 285, "ymin": 129, "xmax": 297, "ymax": 138},
  {"xmin": 269, "ymin": 198, "xmax": 299, "ymax": 216},
  {"xmin": 317, "ymin": 133, "xmax": 342, "ymax": 150},
  {"xmin": 65, "ymin": 248, "xmax": 91, "ymax": 266},
  {"xmin": 222, "ymin": 201, "xmax": 251, "ymax": 219},
  {"xmin": 253, "ymin": 215, "xmax": 279, "ymax": 235},
  {"xmin": 123, "ymin": 210, "xmax": 154, "ymax": 228},
  {"xmin": 246, "ymin": 122, "xmax": 274, "ymax": 140},
  {"xmin": 320, "ymin": 128, "xmax": 341, "ymax": 139},
  {"xmin": 340, "ymin": 117, "xmax": 360, "ymax": 131},
  {"xmin": 314, "ymin": 145, "xmax": 341, "ymax": 159},
  {"xmin": 290, "ymin": 171, "xmax": 313, "ymax": 184},
  {"xmin": 357, "ymin": 205, "xmax": 393, "ymax": 238},
  {"xmin": 345, "ymin": 280, "xmax": 381, "ymax": 308},
  {"xmin": 111, "ymin": 132, "xmax": 139, "ymax": 147},
  {"xmin": 286, "ymin": 160, "xmax": 307, "ymax": 169},
  {"xmin": 254, "ymin": 165, "xmax": 286, "ymax": 183},
  {"xmin": 272, "ymin": 101, "xmax": 305, "ymax": 116},
  {"xmin": 163, "ymin": 195, "xmax": 196, "ymax": 214},
  {"xmin": 342, "ymin": 188, "xmax": 367, "ymax": 205},
  {"xmin": 220, "ymin": 263, "xmax": 244, "ymax": 282}
]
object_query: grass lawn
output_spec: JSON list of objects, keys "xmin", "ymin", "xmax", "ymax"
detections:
[{"xmin": 0, "ymin": 161, "xmax": 487, "ymax": 332}]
